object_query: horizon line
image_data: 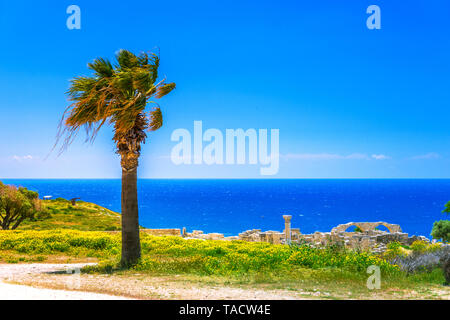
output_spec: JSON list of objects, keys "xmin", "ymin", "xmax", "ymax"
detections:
[{"xmin": 3, "ymin": 178, "xmax": 450, "ymax": 180}]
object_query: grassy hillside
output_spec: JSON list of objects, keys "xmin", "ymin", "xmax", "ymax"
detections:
[{"xmin": 17, "ymin": 198, "xmax": 121, "ymax": 231}]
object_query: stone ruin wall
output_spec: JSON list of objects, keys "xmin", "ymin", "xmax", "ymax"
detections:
[
  {"xmin": 139, "ymin": 217, "xmax": 432, "ymax": 254},
  {"xmin": 178, "ymin": 216, "xmax": 432, "ymax": 253},
  {"xmin": 331, "ymin": 222, "xmax": 402, "ymax": 234}
]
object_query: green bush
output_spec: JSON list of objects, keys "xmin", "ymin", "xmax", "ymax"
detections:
[
  {"xmin": 0, "ymin": 183, "xmax": 42, "ymax": 230},
  {"xmin": 431, "ymin": 220, "xmax": 450, "ymax": 243},
  {"xmin": 387, "ymin": 241, "xmax": 401, "ymax": 250},
  {"xmin": 431, "ymin": 202, "xmax": 450, "ymax": 243},
  {"xmin": 411, "ymin": 241, "xmax": 428, "ymax": 254},
  {"xmin": 383, "ymin": 241, "xmax": 405, "ymax": 260}
]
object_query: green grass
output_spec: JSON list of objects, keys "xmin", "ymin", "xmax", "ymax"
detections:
[
  {"xmin": 1, "ymin": 198, "xmax": 447, "ymax": 299},
  {"xmin": 0, "ymin": 229, "xmax": 447, "ymax": 299},
  {"xmin": 0, "ymin": 229, "xmax": 409, "ymax": 278},
  {"xmin": 17, "ymin": 198, "xmax": 121, "ymax": 231},
  {"xmin": 0, "ymin": 229, "xmax": 396, "ymax": 272}
]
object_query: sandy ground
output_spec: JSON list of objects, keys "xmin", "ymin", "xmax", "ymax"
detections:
[
  {"xmin": 0, "ymin": 282, "xmax": 131, "ymax": 300},
  {"xmin": 1, "ymin": 263, "xmax": 448, "ymax": 300},
  {"xmin": 0, "ymin": 263, "xmax": 304, "ymax": 300},
  {"xmin": 0, "ymin": 263, "xmax": 131, "ymax": 300}
]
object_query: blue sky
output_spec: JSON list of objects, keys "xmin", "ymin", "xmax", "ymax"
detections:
[{"xmin": 0, "ymin": 0, "xmax": 449, "ymax": 178}]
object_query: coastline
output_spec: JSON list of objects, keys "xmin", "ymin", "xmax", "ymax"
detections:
[{"xmin": 2, "ymin": 179, "xmax": 448, "ymax": 237}]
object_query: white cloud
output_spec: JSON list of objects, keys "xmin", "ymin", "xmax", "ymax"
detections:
[
  {"xmin": 346, "ymin": 153, "xmax": 370, "ymax": 160},
  {"xmin": 411, "ymin": 153, "xmax": 440, "ymax": 160},
  {"xmin": 12, "ymin": 155, "xmax": 34, "ymax": 162},
  {"xmin": 371, "ymin": 154, "xmax": 391, "ymax": 160}
]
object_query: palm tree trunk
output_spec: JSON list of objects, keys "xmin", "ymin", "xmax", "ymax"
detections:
[{"xmin": 120, "ymin": 164, "xmax": 141, "ymax": 266}]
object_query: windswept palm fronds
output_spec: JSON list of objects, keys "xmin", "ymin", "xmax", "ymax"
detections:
[{"xmin": 56, "ymin": 49, "xmax": 176, "ymax": 152}]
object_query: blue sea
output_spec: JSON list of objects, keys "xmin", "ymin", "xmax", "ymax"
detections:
[{"xmin": 2, "ymin": 179, "xmax": 449, "ymax": 237}]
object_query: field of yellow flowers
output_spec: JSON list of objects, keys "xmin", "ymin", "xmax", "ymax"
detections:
[{"xmin": 0, "ymin": 229, "xmax": 399, "ymax": 276}]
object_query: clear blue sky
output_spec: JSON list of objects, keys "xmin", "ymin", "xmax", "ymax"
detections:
[{"xmin": 0, "ymin": 0, "xmax": 449, "ymax": 178}]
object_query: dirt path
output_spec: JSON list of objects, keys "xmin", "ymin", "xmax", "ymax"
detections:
[
  {"xmin": 0, "ymin": 263, "xmax": 131, "ymax": 300},
  {"xmin": 0, "ymin": 263, "xmax": 304, "ymax": 299},
  {"xmin": 0, "ymin": 282, "xmax": 131, "ymax": 300},
  {"xmin": 9, "ymin": 272, "xmax": 304, "ymax": 300},
  {"xmin": 2, "ymin": 263, "xmax": 447, "ymax": 300}
]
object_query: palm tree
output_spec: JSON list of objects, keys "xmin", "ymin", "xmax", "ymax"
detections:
[{"xmin": 58, "ymin": 49, "xmax": 175, "ymax": 266}]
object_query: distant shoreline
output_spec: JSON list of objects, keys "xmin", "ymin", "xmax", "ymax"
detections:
[
  {"xmin": 4, "ymin": 178, "xmax": 450, "ymax": 180},
  {"xmin": 1, "ymin": 179, "xmax": 447, "ymax": 237}
]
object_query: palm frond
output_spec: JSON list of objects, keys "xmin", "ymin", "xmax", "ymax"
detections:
[
  {"xmin": 155, "ymin": 82, "xmax": 176, "ymax": 99},
  {"xmin": 148, "ymin": 107, "xmax": 163, "ymax": 131},
  {"xmin": 56, "ymin": 49, "xmax": 175, "ymax": 153},
  {"xmin": 116, "ymin": 49, "xmax": 139, "ymax": 70},
  {"xmin": 87, "ymin": 58, "xmax": 114, "ymax": 77}
]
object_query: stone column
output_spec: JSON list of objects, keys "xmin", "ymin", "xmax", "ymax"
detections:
[{"xmin": 283, "ymin": 215, "xmax": 292, "ymax": 245}]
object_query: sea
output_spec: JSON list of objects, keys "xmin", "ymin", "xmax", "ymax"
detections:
[{"xmin": 2, "ymin": 179, "xmax": 449, "ymax": 238}]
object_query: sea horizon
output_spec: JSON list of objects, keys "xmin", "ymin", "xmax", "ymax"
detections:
[
  {"xmin": 3, "ymin": 178, "xmax": 450, "ymax": 180},
  {"xmin": 2, "ymin": 179, "xmax": 449, "ymax": 238}
]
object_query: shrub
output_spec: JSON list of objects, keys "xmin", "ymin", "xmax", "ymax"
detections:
[
  {"xmin": 427, "ymin": 243, "xmax": 443, "ymax": 253},
  {"xmin": 430, "ymin": 202, "xmax": 450, "ymax": 243},
  {"xmin": 411, "ymin": 241, "xmax": 428, "ymax": 254},
  {"xmin": 391, "ymin": 245, "xmax": 450, "ymax": 274},
  {"xmin": 431, "ymin": 220, "xmax": 450, "ymax": 243},
  {"xmin": 383, "ymin": 241, "xmax": 406, "ymax": 260},
  {"xmin": 387, "ymin": 241, "xmax": 401, "ymax": 250},
  {"xmin": 0, "ymin": 183, "xmax": 42, "ymax": 230}
]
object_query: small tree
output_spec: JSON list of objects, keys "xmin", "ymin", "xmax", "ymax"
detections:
[
  {"xmin": 431, "ymin": 220, "xmax": 450, "ymax": 244},
  {"xmin": 0, "ymin": 182, "xmax": 42, "ymax": 230},
  {"xmin": 431, "ymin": 202, "xmax": 450, "ymax": 243}
]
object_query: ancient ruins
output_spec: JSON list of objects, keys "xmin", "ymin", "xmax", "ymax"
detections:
[
  {"xmin": 141, "ymin": 215, "xmax": 432, "ymax": 253},
  {"xmin": 176, "ymin": 216, "xmax": 432, "ymax": 253}
]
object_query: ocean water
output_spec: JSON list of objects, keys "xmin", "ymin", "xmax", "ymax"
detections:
[{"xmin": 2, "ymin": 179, "xmax": 450, "ymax": 237}]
